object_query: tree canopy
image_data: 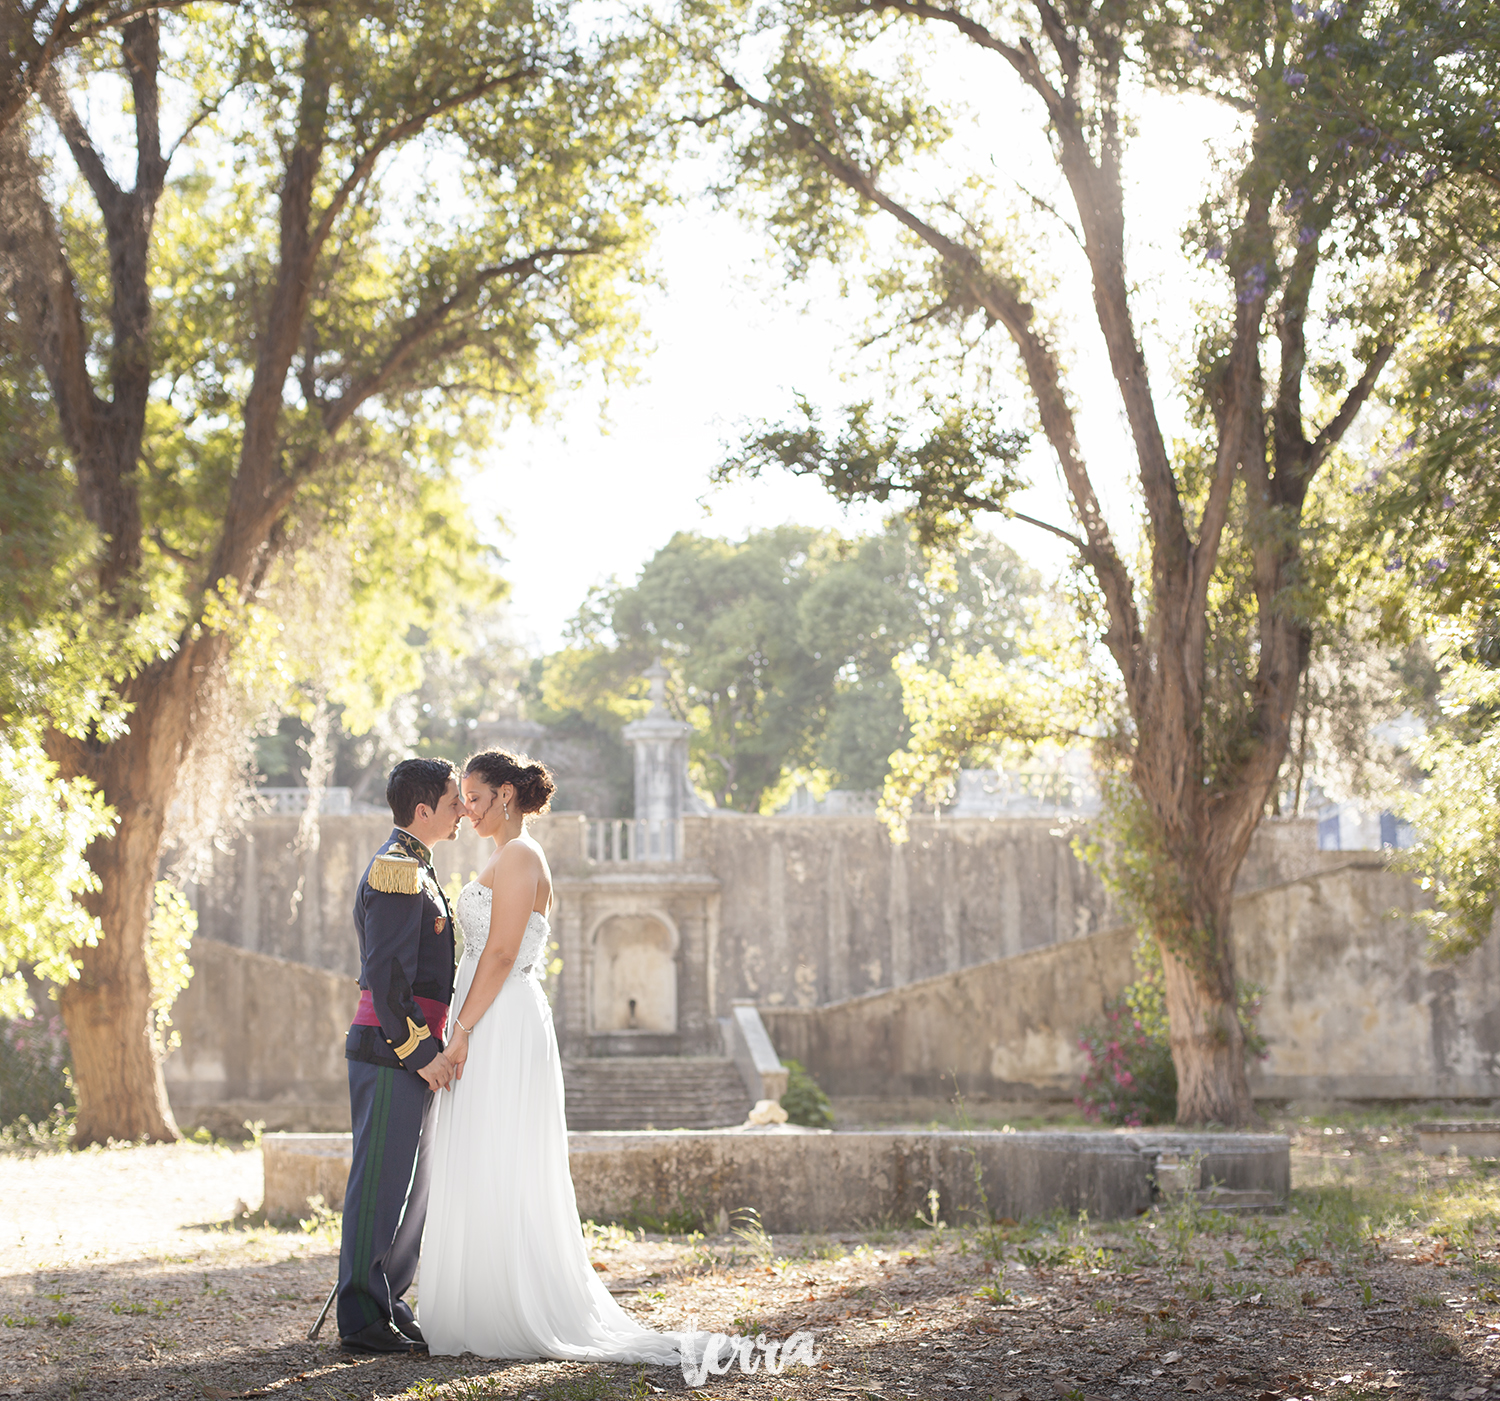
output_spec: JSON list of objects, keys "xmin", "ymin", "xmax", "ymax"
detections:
[{"xmin": 536, "ymin": 522, "xmax": 1039, "ymax": 811}]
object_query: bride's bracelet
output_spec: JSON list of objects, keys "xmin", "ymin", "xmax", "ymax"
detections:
[{"xmin": 454, "ymin": 1016, "xmax": 472, "ymax": 1036}]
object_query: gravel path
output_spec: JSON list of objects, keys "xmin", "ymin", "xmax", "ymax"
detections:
[
  {"xmin": 2, "ymin": 1128, "xmax": 1499, "ymax": 1400},
  {"xmin": 0, "ymin": 1143, "xmax": 264, "ymax": 1276}
]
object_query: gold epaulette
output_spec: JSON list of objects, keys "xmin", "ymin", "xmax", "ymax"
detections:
[{"xmin": 369, "ymin": 852, "xmax": 421, "ymax": 895}]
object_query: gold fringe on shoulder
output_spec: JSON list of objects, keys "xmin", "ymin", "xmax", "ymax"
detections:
[{"xmin": 369, "ymin": 852, "xmax": 421, "ymax": 895}]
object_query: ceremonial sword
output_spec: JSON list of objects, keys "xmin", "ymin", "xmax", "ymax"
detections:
[{"xmin": 308, "ymin": 1281, "xmax": 338, "ymax": 1340}]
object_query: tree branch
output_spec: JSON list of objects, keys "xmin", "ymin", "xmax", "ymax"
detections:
[
  {"xmin": 39, "ymin": 72, "xmax": 124, "ymax": 217},
  {"xmin": 722, "ymin": 71, "xmax": 1147, "ymax": 703},
  {"xmin": 1009, "ymin": 509, "xmax": 1084, "ymax": 550},
  {"xmin": 1309, "ymin": 342, "xmax": 1394, "ymax": 469},
  {"xmin": 856, "ymin": 0, "xmax": 1067, "ymax": 123},
  {"xmin": 316, "ymin": 247, "xmax": 594, "ymax": 439},
  {"xmin": 307, "ymin": 64, "xmax": 538, "ymax": 262}
]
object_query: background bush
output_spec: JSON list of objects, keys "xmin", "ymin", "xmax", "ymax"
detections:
[
  {"xmin": 780, "ymin": 1058, "xmax": 835, "ymax": 1128},
  {"xmin": 0, "ymin": 1014, "xmax": 73, "ymax": 1131}
]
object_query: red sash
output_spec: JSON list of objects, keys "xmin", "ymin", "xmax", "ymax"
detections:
[{"xmin": 352, "ymin": 990, "xmax": 449, "ymax": 1044}]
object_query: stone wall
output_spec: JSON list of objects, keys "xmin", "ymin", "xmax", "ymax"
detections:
[
  {"xmin": 762, "ymin": 857, "xmax": 1500, "ymax": 1111},
  {"xmin": 163, "ymin": 938, "xmax": 358, "ymax": 1134},
  {"xmin": 166, "ymin": 854, "xmax": 1491, "ymax": 1131},
  {"xmin": 187, "ymin": 809, "xmax": 1337, "ymax": 1014}
]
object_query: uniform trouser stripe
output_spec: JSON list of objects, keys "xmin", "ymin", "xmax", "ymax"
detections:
[
  {"xmin": 352, "ymin": 1068, "xmax": 392, "ymax": 1325},
  {"xmin": 337, "ymin": 1060, "xmax": 432, "ymax": 1339}
]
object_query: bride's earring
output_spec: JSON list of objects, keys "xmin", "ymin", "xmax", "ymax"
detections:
[{"xmin": 502, "ymin": 795, "xmax": 509, "ymax": 822}]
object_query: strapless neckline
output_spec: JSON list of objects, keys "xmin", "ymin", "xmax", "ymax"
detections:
[{"xmin": 455, "ymin": 881, "xmax": 550, "ymax": 980}]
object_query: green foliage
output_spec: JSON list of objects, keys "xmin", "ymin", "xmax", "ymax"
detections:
[
  {"xmin": 779, "ymin": 1058, "xmax": 834, "ymax": 1128},
  {"xmin": 542, "ymin": 522, "xmax": 1038, "ymax": 811},
  {"xmin": 0, "ymin": 355, "xmax": 122, "ymax": 1016},
  {"xmin": 716, "ymin": 394, "xmax": 1030, "ymax": 549},
  {"xmin": 1391, "ymin": 626, "xmax": 1500, "ymax": 959},
  {"xmin": 882, "ymin": 586, "xmax": 1120, "ymax": 836},
  {"xmin": 146, "ymin": 882, "xmax": 197, "ymax": 1054}
]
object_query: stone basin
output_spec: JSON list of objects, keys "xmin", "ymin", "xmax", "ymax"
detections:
[{"xmin": 261, "ymin": 1127, "xmax": 1289, "ymax": 1229}]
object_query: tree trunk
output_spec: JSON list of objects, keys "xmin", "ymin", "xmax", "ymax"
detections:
[
  {"xmin": 61, "ymin": 808, "xmax": 178, "ymax": 1146},
  {"xmin": 57, "ymin": 741, "xmax": 178, "ymax": 1145},
  {"xmin": 52, "ymin": 645, "xmax": 208, "ymax": 1146},
  {"xmin": 1159, "ymin": 915, "xmax": 1254, "ymax": 1127}
]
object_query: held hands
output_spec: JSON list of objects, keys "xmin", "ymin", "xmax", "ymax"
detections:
[
  {"xmin": 418, "ymin": 1050, "xmax": 456, "ymax": 1092},
  {"xmin": 446, "ymin": 1024, "xmax": 470, "ymax": 1083}
]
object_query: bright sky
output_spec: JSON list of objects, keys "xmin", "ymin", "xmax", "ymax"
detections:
[{"xmin": 468, "ymin": 78, "xmax": 1240, "ymax": 653}]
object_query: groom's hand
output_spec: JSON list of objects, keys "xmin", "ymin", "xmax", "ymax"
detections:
[{"xmin": 417, "ymin": 1051, "xmax": 455, "ymax": 1092}]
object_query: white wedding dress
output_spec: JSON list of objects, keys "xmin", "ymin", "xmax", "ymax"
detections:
[{"xmin": 417, "ymin": 881, "xmax": 683, "ymax": 1363}]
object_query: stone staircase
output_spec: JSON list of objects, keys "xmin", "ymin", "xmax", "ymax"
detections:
[{"xmin": 562, "ymin": 1056, "xmax": 753, "ymax": 1131}]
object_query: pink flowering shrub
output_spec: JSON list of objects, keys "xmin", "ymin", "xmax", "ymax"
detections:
[
  {"xmin": 0, "ymin": 1014, "xmax": 73, "ymax": 1130},
  {"xmin": 1075, "ymin": 997, "xmax": 1177, "ymax": 1126},
  {"xmin": 1076, "ymin": 934, "xmax": 1270, "ymax": 1126}
]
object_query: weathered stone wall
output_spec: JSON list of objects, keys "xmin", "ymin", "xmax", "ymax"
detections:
[
  {"xmin": 185, "ymin": 815, "xmax": 582, "ymax": 978},
  {"xmin": 187, "ymin": 810, "xmax": 1336, "ymax": 1013},
  {"xmin": 163, "ymin": 938, "xmax": 357, "ymax": 1134},
  {"xmin": 166, "ymin": 854, "xmax": 1490, "ymax": 1131},
  {"xmin": 762, "ymin": 857, "xmax": 1500, "ymax": 1109}
]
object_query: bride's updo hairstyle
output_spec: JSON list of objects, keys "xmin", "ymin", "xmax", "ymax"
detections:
[{"xmin": 464, "ymin": 748, "xmax": 556, "ymax": 816}]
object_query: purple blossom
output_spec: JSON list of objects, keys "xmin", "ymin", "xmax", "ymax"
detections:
[
  {"xmin": 1385, "ymin": 553, "xmax": 1404, "ymax": 572},
  {"xmin": 1443, "ymin": 493, "xmax": 1456, "ymax": 508},
  {"xmin": 1299, "ymin": 225, "xmax": 1317, "ymax": 246},
  {"xmin": 1238, "ymin": 261, "xmax": 1269, "ymax": 304},
  {"xmin": 1207, "ymin": 244, "xmax": 1225, "ymax": 262},
  {"xmin": 1285, "ymin": 68, "xmax": 1308, "ymax": 88}
]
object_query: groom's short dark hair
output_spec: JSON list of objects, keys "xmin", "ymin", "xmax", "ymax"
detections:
[{"xmin": 387, "ymin": 758, "xmax": 457, "ymax": 827}]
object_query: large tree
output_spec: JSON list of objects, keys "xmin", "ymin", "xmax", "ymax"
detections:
[
  {"xmin": 0, "ymin": 1, "xmax": 662, "ymax": 1143},
  {"xmin": 692, "ymin": 0, "xmax": 1493, "ymax": 1121}
]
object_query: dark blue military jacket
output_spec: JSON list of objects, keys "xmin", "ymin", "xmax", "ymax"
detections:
[{"xmin": 345, "ymin": 828, "xmax": 456, "ymax": 1074}]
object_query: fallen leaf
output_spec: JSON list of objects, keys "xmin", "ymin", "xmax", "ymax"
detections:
[{"xmin": 1161, "ymin": 1350, "xmax": 1183, "ymax": 1364}]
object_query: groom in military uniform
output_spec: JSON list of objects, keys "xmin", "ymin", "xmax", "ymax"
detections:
[{"xmin": 336, "ymin": 757, "xmax": 465, "ymax": 1354}]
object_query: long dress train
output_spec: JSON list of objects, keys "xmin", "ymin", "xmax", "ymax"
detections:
[{"xmin": 417, "ymin": 881, "xmax": 682, "ymax": 1362}]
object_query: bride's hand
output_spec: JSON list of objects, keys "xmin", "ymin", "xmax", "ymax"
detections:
[{"xmin": 447, "ymin": 1025, "xmax": 470, "ymax": 1083}]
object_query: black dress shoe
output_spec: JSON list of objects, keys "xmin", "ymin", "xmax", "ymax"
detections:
[
  {"xmin": 396, "ymin": 1318, "xmax": 425, "ymax": 1346},
  {"xmin": 340, "ymin": 1319, "xmax": 427, "ymax": 1354}
]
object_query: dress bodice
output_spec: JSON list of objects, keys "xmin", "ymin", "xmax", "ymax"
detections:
[{"xmin": 456, "ymin": 881, "xmax": 549, "ymax": 981}]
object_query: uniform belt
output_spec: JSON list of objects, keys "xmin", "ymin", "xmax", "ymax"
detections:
[{"xmin": 352, "ymin": 990, "xmax": 449, "ymax": 1043}]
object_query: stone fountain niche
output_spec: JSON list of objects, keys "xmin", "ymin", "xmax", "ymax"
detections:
[
  {"xmin": 589, "ymin": 912, "xmax": 679, "ymax": 1055},
  {"xmin": 549, "ymin": 664, "xmax": 754, "ymax": 1127},
  {"xmin": 553, "ymin": 661, "xmax": 721, "ymax": 1062}
]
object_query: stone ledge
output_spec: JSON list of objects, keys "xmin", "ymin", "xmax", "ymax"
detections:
[
  {"xmin": 259, "ymin": 1128, "xmax": 1289, "ymax": 1228},
  {"xmin": 262, "ymin": 1132, "xmax": 354, "ymax": 1221},
  {"xmin": 1415, "ymin": 1121, "xmax": 1500, "ymax": 1157}
]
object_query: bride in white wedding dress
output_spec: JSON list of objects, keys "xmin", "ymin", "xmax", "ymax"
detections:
[{"xmin": 417, "ymin": 749, "xmax": 682, "ymax": 1364}]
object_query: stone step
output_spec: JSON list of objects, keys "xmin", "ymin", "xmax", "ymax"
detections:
[
  {"xmin": 1190, "ymin": 1186, "xmax": 1282, "ymax": 1215},
  {"xmin": 562, "ymin": 1056, "xmax": 753, "ymax": 1131}
]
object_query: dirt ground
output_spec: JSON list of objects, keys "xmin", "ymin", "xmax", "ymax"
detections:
[{"xmin": 4, "ymin": 1115, "xmax": 1500, "ymax": 1401}]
